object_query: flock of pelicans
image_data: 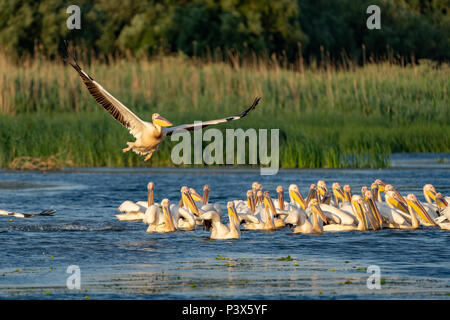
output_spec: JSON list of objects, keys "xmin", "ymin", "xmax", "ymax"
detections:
[{"xmin": 115, "ymin": 180, "xmax": 450, "ymax": 239}]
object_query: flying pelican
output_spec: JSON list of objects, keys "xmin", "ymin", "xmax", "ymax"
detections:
[
  {"xmin": 65, "ymin": 52, "xmax": 261, "ymax": 161},
  {"xmin": 116, "ymin": 182, "xmax": 155, "ymax": 221},
  {"xmin": 0, "ymin": 208, "xmax": 55, "ymax": 219},
  {"xmin": 200, "ymin": 202, "xmax": 241, "ymax": 240}
]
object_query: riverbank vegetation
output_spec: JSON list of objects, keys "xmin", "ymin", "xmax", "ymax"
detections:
[{"xmin": 0, "ymin": 53, "xmax": 448, "ymax": 169}]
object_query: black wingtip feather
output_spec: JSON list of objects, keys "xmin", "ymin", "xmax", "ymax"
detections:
[
  {"xmin": 239, "ymin": 96, "xmax": 261, "ymax": 118},
  {"xmin": 62, "ymin": 40, "xmax": 94, "ymax": 81}
]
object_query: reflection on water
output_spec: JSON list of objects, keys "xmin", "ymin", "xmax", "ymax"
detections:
[{"xmin": 0, "ymin": 153, "xmax": 449, "ymax": 299}]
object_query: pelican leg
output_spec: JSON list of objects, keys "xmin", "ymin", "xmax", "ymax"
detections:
[
  {"xmin": 122, "ymin": 142, "xmax": 135, "ymax": 153},
  {"xmin": 144, "ymin": 151, "xmax": 154, "ymax": 161}
]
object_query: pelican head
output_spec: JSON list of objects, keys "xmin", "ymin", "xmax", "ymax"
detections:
[
  {"xmin": 343, "ymin": 185, "xmax": 352, "ymax": 202},
  {"xmin": 189, "ymin": 188, "xmax": 202, "ymax": 202},
  {"xmin": 152, "ymin": 113, "xmax": 173, "ymax": 127},
  {"xmin": 406, "ymin": 194, "xmax": 436, "ymax": 226},
  {"xmin": 246, "ymin": 190, "xmax": 256, "ymax": 212},
  {"xmin": 361, "ymin": 186, "xmax": 369, "ymax": 199},
  {"xmin": 332, "ymin": 182, "xmax": 346, "ymax": 204},
  {"xmin": 147, "ymin": 182, "xmax": 154, "ymax": 206},
  {"xmin": 317, "ymin": 180, "xmax": 328, "ymax": 196},
  {"xmin": 305, "ymin": 184, "xmax": 317, "ymax": 207},
  {"xmin": 423, "ymin": 184, "xmax": 437, "ymax": 204},
  {"xmin": 161, "ymin": 199, "xmax": 176, "ymax": 232},
  {"xmin": 435, "ymin": 193, "xmax": 448, "ymax": 208},
  {"xmin": 351, "ymin": 195, "xmax": 368, "ymax": 230},
  {"xmin": 227, "ymin": 201, "xmax": 240, "ymax": 226},
  {"xmin": 181, "ymin": 186, "xmax": 200, "ymax": 216},
  {"xmin": 374, "ymin": 179, "xmax": 386, "ymax": 188},
  {"xmin": 276, "ymin": 186, "xmax": 285, "ymax": 210},
  {"xmin": 289, "ymin": 184, "xmax": 306, "ymax": 210},
  {"xmin": 256, "ymin": 190, "xmax": 264, "ymax": 205},
  {"xmin": 308, "ymin": 198, "xmax": 328, "ymax": 224},
  {"xmin": 202, "ymin": 185, "xmax": 210, "ymax": 205},
  {"xmin": 263, "ymin": 191, "xmax": 277, "ymax": 214},
  {"xmin": 385, "ymin": 190, "xmax": 408, "ymax": 213},
  {"xmin": 370, "ymin": 183, "xmax": 381, "ymax": 202},
  {"xmin": 364, "ymin": 190, "xmax": 383, "ymax": 227}
]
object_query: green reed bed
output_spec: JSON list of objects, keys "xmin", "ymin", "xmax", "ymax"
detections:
[{"xmin": 0, "ymin": 54, "xmax": 448, "ymax": 169}]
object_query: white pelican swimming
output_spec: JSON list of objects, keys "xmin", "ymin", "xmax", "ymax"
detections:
[
  {"xmin": 332, "ymin": 182, "xmax": 347, "ymax": 207},
  {"xmin": 323, "ymin": 195, "xmax": 372, "ymax": 232},
  {"xmin": 293, "ymin": 199, "xmax": 327, "ymax": 234},
  {"xmin": 422, "ymin": 184, "xmax": 448, "ymax": 218},
  {"xmin": 200, "ymin": 202, "xmax": 240, "ymax": 240},
  {"xmin": 145, "ymin": 199, "xmax": 177, "ymax": 233},
  {"xmin": 317, "ymin": 180, "xmax": 332, "ymax": 205},
  {"xmin": 65, "ymin": 51, "xmax": 261, "ymax": 161},
  {"xmin": 371, "ymin": 179, "xmax": 387, "ymax": 202},
  {"xmin": 241, "ymin": 192, "xmax": 279, "ymax": 230},
  {"xmin": 116, "ymin": 182, "xmax": 155, "ymax": 221},
  {"xmin": 0, "ymin": 208, "xmax": 55, "ymax": 219},
  {"xmin": 288, "ymin": 184, "xmax": 307, "ymax": 210},
  {"xmin": 404, "ymin": 194, "xmax": 437, "ymax": 229},
  {"xmin": 234, "ymin": 190, "xmax": 257, "ymax": 216},
  {"xmin": 273, "ymin": 186, "xmax": 290, "ymax": 211}
]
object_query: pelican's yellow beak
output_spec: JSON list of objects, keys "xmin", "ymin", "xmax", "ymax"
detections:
[
  {"xmin": 182, "ymin": 191, "xmax": 200, "ymax": 216},
  {"xmin": 310, "ymin": 200, "xmax": 328, "ymax": 223},
  {"xmin": 425, "ymin": 189, "xmax": 437, "ymax": 202},
  {"xmin": 305, "ymin": 186, "xmax": 317, "ymax": 208},
  {"xmin": 247, "ymin": 191, "xmax": 256, "ymax": 212},
  {"xmin": 333, "ymin": 187, "xmax": 346, "ymax": 203},
  {"xmin": 227, "ymin": 203, "xmax": 240, "ymax": 225},
  {"xmin": 289, "ymin": 189, "xmax": 306, "ymax": 210},
  {"xmin": 153, "ymin": 115, "xmax": 173, "ymax": 127},
  {"xmin": 407, "ymin": 199, "xmax": 436, "ymax": 226},
  {"xmin": 352, "ymin": 199, "xmax": 368, "ymax": 230},
  {"xmin": 162, "ymin": 201, "xmax": 176, "ymax": 231},
  {"xmin": 264, "ymin": 195, "xmax": 277, "ymax": 215},
  {"xmin": 189, "ymin": 188, "xmax": 202, "ymax": 202},
  {"xmin": 367, "ymin": 197, "xmax": 383, "ymax": 227},
  {"xmin": 436, "ymin": 195, "xmax": 448, "ymax": 208},
  {"xmin": 386, "ymin": 194, "xmax": 409, "ymax": 213}
]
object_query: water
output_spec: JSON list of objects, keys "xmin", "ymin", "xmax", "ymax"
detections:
[{"xmin": 0, "ymin": 154, "xmax": 449, "ymax": 299}]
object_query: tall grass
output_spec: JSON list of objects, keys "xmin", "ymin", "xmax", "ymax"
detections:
[{"xmin": 0, "ymin": 53, "xmax": 448, "ymax": 169}]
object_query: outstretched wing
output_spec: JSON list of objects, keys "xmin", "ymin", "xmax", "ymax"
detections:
[
  {"xmin": 64, "ymin": 47, "xmax": 147, "ymax": 140},
  {"xmin": 0, "ymin": 208, "xmax": 55, "ymax": 219},
  {"xmin": 163, "ymin": 97, "xmax": 261, "ymax": 136}
]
